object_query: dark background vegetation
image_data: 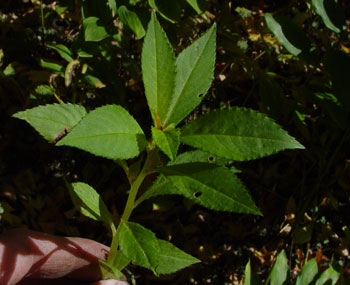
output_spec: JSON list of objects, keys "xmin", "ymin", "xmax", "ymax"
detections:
[{"xmin": 1, "ymin": 0, "xmax": 350, "ymax": 283}]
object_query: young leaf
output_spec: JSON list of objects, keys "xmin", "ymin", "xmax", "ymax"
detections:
[
  {"xmin": 265, "ymin": 13, "xmax": 311, "ymax": 57},
  {"xmin": 155, "ymin": 239, "xmax": 200, "ymax": 275},
  {"xmin": 296, "ymin": 258, "xmax": 318, "ymax": 285},
  {"xmin": 315, "ymin": 265, "xmax": 340, "ymax": 285},
  {"xmin": 57, "ymin": 105, "xmax": 147, "ymax": 160},
  {"xmin": 69, "ymin": 182, "xmax": 113, "ymax": 224},
  {"xmin": 12, "ymin": 103, "xmax": 87, "ymax": 143},
  {"xmin": 163, "ymin": 24, "xmax": 216, "ymax": 127},
  {"xmin": 141, "ymin": 13, "xmax": 176, "ymax": 125},
  {"xmin": 83, "ymin": 17, "xmax": 109, "ymax": 42},
  {"xmin": 156, "ymin": 162, "xmax": 261, "ymax": 214},
  {"xmin": 181, "ymin": 107, "xmax": 304, "ymax": 161},
  {"xmin": 152, "ymin": 127, "xmax": 180, "ymax": 160},
  {"xmin": 118, "ymin": 221, "xmax": 160, "ymax": 273},
  {"xmin": 267, "ymin": 250, "xmax": 289, "ymax": 285},
  {"xmin": 312, "ymin": 0, "xmax": 345, "ymax": 33},
  {"xmin": 148, "ymin": 0, "xmax": 181, "ymax": 23},
  {"xmin": 118, "ymin": 6, "xmax": 146, "ymax": 39},
  {"xmin": 47, "ymin": 44, "xmax": 74, "ymax": 62}
]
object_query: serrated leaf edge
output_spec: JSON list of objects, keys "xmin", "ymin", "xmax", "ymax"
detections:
[
  {"xmin": 56, "ymin": 104, "xmax": 147, "ymax": 160},
  {"xmin": 181, "ymin": 107, "xmax": 304, "ymax": 161},
  {"xmin": 163, "ymin": 23, "xmax": 216, "ymax": 126}
]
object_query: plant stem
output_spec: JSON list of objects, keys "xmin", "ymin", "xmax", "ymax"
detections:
[{"xmin": 106, "ymin": 151, "xmax": 152, "ymax": 264}]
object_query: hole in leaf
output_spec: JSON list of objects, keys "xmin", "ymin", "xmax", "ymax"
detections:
[
  {"xmin": 208, "ymin": 155, "xmax": 215, "ymax": 162},
  {"xmin": 193, "ymin": 192, "xmax": 202, "ymax": 198},
  {"xmin": 198, "ymin": 93, "xmax": 203, "ymax": 98}
]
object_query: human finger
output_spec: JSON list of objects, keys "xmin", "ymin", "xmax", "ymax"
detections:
[{"xmin": 0, "ymin": 229, "xmax": 119, "ymax": 284}]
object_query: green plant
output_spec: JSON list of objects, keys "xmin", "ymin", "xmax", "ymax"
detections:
[
  {"xmin": 12, "ymin": 13, "xmax": 304, "ymax": 280},
  {"xmin": 244, "ymin": 250, "xmax": 341, "ymax": 285}
]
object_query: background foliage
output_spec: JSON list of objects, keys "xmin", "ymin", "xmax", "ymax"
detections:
[{"xmin": 1, "ymin": 0, "xmax": 350, "ymax": 283}]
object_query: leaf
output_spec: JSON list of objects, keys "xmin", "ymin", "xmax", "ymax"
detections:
[
  {"xmin": 57, "ymin": 105, "xmax": 147, "ymax": 160},
  {"xmin": 163, "ymin": 24, "xmax": 216, "ymax": 127},
  {"xmin": 47, "ymin": 44, "xmax": 74, "ymax": 62},
  {"xmin": 34, "ymin": 85, "xmax": 55, "ymax": 96},
  {"xmin": 152, "ymin": 127, "xmax": 180, "ymax": 160},
  {"xmin": 99, "ymin": 251, "xmax": 130, "ymax": 279},
  {"xmin": 235, "ymin": 7, "xmax": 252, "ymax": 19},
  {"xmin": 99, "ymin": 260, "xmax": 124, "ymax": 280},
  {"xmin": 83, "ymin": 17, "xmax": 109, "ymax": 42},
  {"xmin": 186, "ymin": 0, "xmax": 207, "ymax": 14},
  {"xmin": 108, "ymin": 0, "xmax": 118, "ymax": 13},
  {"xmin": 267, "ymin": 250, "xmax": 289, "ymax": 285},
  {"xmin": 312, "ymin": 0, "xmax": 345, "ymax": 33},
  {"xmin": 134, "ymin": 174, "xmax": 172, "ymax": 206},
  {"xmin": 155, "ymin": 239, "xmax": 200, "ymax": 275},
  {"xmin": 118, "ymin": 6, "xmax": 145, "ymax": 39},
  {"xmin": 83, "ymin": 74, "xmax": 106, "ymax": 88},
  {"xmin": 296, "ymin": 258, "xmax": 318, "ymax": 285},
  {"xmin": 244, "ymin": 259, "xmax": 262, "ymax": 285},
  {"xmin": 244, "ymin": 259, "xmax": 252, "ymax": 285},
  {"xmin": 40, "ymin": 59, "xmax": 64, "ymax": 74},
  {"xmin": 113, "ymin": 251, "xmax": 131, "ymax": 272},
  {"xmin": 141, "ymin": 13, "xmax": 176, "ymax": 125},
  {"xmin": 180, "ymin": 107, "xmax": 304, "ymax": 161},
  {"xmin": 156, "ymin": 162, "xmax": 261, "ymax": 214},
  {"xmin": 148, "ymin": 0, "xmax": 181, "ymax": 23},
  {"xmin": 315, "ymin": 265, "xmax": 340, "ymax": 285},
  {"xmin": 118, "ymin": 221, "xmax": 160, "ymax": 272},
  {"xmin": 265, "ymin": 13, "xmax": 311, "ymax": 57},
  {"xmin": 12, "ymin": 103, "xmax": 87, "ymax": 143},
  {"xmin": 69, "ymin": 182, "xmax": 113, "ymax": 224},
  {"xmin": 173, "ymin": 150, "xmax": 234, "ymax": 168},
  {"xmin": 3, "ymin": 63, "xmax": 16, "ymax": 76},
  {"xmin": 65, "ymin": 59, "xmax": 80, "ymax": 87}
]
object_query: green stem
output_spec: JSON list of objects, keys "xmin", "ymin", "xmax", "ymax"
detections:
[
  {"xmin": 106, "ymin": 151, "xmax": 152, "ymax": 264},
  {"xmin": 121, "ymin": 168, "xmax": 147, "ymax": 221}
]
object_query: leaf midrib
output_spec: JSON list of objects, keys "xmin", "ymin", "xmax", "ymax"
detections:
[
  {"xmin": 181, "ymin": 132, "xmax": 292, "ymax": 143},
  {"xmin": 153, "ymin": 22, "xmax": 160, "ymax": 114},
  {"xmin": 62, "ymin": 132, "xmax": 141, "ymax": 140},
  {"xmin": 158, "ymin": 251, "xmax": 196, "ymax": 262},
  {"xmin": 123, "ymin": 223, "xmax": 153, "ymax": 267}
]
